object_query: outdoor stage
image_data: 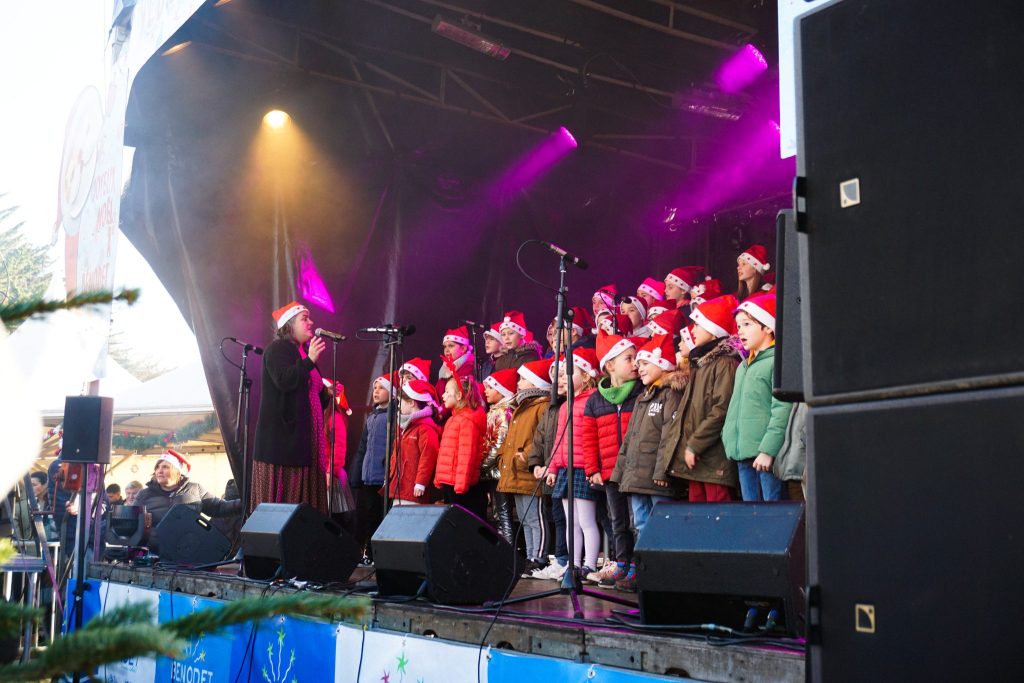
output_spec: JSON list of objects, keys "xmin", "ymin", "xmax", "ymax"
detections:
[{"xmin": 86, "ymin": 562, "xmax": 805, "ymax": 683}]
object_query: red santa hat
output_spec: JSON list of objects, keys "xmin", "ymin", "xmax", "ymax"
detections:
[
  {"xmin": 561, "ymin": 306, "xmax": 594, "ymax": 337},
  {"xmin": 637, "ymin": 277, "xmax": 665, "ymax": 302},
  {"xmin": 551, "ymin": 348, "xmax": 600, "ymax": 379},
  {"xmin": 593, "ymin": 285, "xmax": 618, "ymax": 311},
  {"xmin": 735, "ymin": 292, "xmax": 777, "ymax": 332},
  {"xmin": 648, "ymin": 309, "xmax": 682, "ymax": 337},
  {"xmin": 665, "ymin": 266, "xmax": 706, "ymax": 293},
  {"xmin": 484, "ymin": 322, "xmax": 503, "ymax": 343},
  {"xmin": 691, "ymin": 277, "xmax": 722, "ymax": 307},
  {"xmin": 621, "ymin": 296, "xmax": 648, "ymax": 323},
  {"xmin": 689, "ymin": 295, "xmax": 739, "ymax": 339},
  {"xmin": 156, "ymin": 448, "xmax": 191, "ymax": 475},
  {"xmin": 636, "ymin": 335, "xmax": 677, "ymax": 372},
  {"xmin": 597, "ymin": 312, "xmax": 634, "ymax": 336},
  {"xmin": 739, "ymin": 245, "xmax": 771, "ymax": 273},
  {"xmin": 518, "ymin": 358, "xmax": 553, "ymax": 391},
  {"xmin": 443, "ymin": 326, "xmax": 471, "ymax": 347},
  {"xmin": 484, "ymin": 369, "xmax": 519, "ymax": 400},
  {"xmin": 499, "ymin": 311, "xmax": 528, "ymax": 338},
  {"xmin": 323, "ymin": 378, "xmax": 353, "ymax": 414},
  {"xmin": 373, "ymin": 373, "xmax": 395, "ymax": 394},
  {"xmin": 272, "ymin": 300, "xmax": 308, "ymax": 329},
  {"xmin": 680, "ymin": 325, "xmax": 697, "ymax": 351},
  {"xmin": 646, "ymin": 298, "xmax": 677, "ymax": 320},
  {"xmin": 596, "ymin": 330, "xmax": 637, "ymax": 371},
  {"xmin": 401, "ymin": 379, "xmax": 440, "ymax": 410},
  {"xmin": 400, "ymin": 357, "xmax": 432, "ymax": 383}
]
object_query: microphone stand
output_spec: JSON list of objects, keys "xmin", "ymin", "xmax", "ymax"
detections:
[
  {"xmin": 235, "ymin": 346, "xmax": 253, "ymax": 519},
  {"xmin": 324, "ymin": 336, "xmax": 344, "ymax": 514},
  {"xmin": 470, "ymin": 326, "xmax": 481, "ymax": 380},
  {"xmin": 380, "ymin": 327, "xmax": 405, "ymax": 514}
]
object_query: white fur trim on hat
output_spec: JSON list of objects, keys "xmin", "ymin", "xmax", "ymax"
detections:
[
  {"xmin": 739, "ymin": 251, "xmax": 770, "ymax": 273},
  {"xmin": 156, "ymin": 450, "xmax": 190, "ymax": 475},
  {"xmin": 399, "ymin": 363, "xmax": 428, "ymax": 383},
  {"xmin": 573, "ymin": 354, "xmax": 597, "ymax": 378},
  {"xmin": 483, "ymin": 375, "xmax": 516, "ymax": 400},
  {"xmin": 647, "ymin": 305, "xmax": 668, "ymax": 320},
  {"xmin": 443, "ymin": 332, "xmax": 471, "ymax": 347},
  {"xmin": 499, "ymin": 316, "xmax": 527, "ymax": 337},
  {"xmin": 275, "ymin": 303, "xmax": 307, "ymax": 329},
  {"xmin": 736, "ymin": 300, "xmax": 776, "ymax": 332},
  {"xmin": 681, "ymin": 327, "xmax": 697, "ymax": 351},
  {"xmin": 648, "ymin": 319, "xmax": 668, "ymax": 336},
  {"xmin": 690, "ymin": 307, "xmax": 729, "ymax": 339},
  {"xmin": 636, "ymin": 347, "xmax": 676, "ymax": 372},
  {"xmin": 599, "ymin": 338, "xmax": 636, "ymax": 371},
  {"xmin": 402, "ymin": 383, "xmax": 439, "ymax": 409},
  {"xmin": 484, "ymin": 328, "xmax": 502, "ymax": 342},
  {"xmin": 374, "ymin": 375, "xmax": 394, "ymax": 393},
  {"xmin": 637, "ymin": 282, "xmax": 664, "ymax": 302},
  {"xmin": 664, "ymin": 273, "xmax": 691, "ymax": 293},
  {"xmin": 517, "ymin": 364, "xmax": 552, "ymax": 391}
]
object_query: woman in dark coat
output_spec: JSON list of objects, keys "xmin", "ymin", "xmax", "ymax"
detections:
[{"xmin": 251, "ymin": 301, "xmax": 330, "ymax": 514}]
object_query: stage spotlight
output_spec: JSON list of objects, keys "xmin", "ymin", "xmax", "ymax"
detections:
[
  {"xmin": 263, "ymin": 110, "xmax": 290, "ymax": 129},
  {"xmin": 431, "ymin": 15, "xmax": 510, "ymax": 60},
  {"xmin": 161, "ymin": 40, "xmax": 191, "ymax": 56},
  {"xmin": 558, "ymin": 126, "xmax": 578, "ymax": 148}
]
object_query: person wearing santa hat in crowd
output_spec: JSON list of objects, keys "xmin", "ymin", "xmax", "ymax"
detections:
[
  {"xmin": 596, "ymin": 310, "xmax": 634, "ymax": 337},
  {"xmin": 591, "ymin": 285, "xmax": 618, "ymax": 321},
  {"xmin": 495, "ymin": 311, "xmax": 543, "ymax": 371},
  {"xmin": 322, "ymin": 379, "xmax": 356, "ymax": 518},
  {"xmin": 347, "ymin": 373, "xmax": 395, "ymax": 562},
  {"xmin": 135, "ymin": 449, "xmax": 242, "ymax": 552},
  {"xmin": 664, "ymin": 266, "xmax": 706, "ymax": 322},
  {"xmin": 543, "ymin": 348, "xmax": 601, "ymax": 581},
  {"xmin": 480, "ymin": 322, "xmax": 505, "ymax": 379},
  {"xmin": 434, "ymin": 372, "xmax": 489, "ymax": 519},
  {"xmin": 690, "ymin": 277, "xmax": 722, "ymax": 308},
  {"xmin": 480, "ymin": 368, "xmax": 519, "ymax": 541},
  {"xmin": 499, "ymin": 358, "xmax": 553, "ymax": 574},
  {"xmin": 648, "ymin": 310, "xmax": 682, "ymax": 339},
  {"xmin": 388, "ymin": 380, "xmax": 442, "ymax": 507},
  {"xmin": 547, "ymin": 306, "xmax": 596, "ymax": 359},
  {"xmin": 609, "ymin": 334, "xmax": 684, "ymax": 591},
  {"xmin": 723, "ymin": 293, "xmax": 793, "ymax": 501},
  {"xmin": 636, "ymin": 277, "xmax": 666, "ymax": 310},
  {"xmin": 645, "ymin": 297, "xmax": 676, "ymax": 325},
  {"xmin": 437, "ymin": 326, "xmax": 477, "ymax": 397},
  {"xmin": 399, "ymin": 357, "xmax": 432, "ymax": 387},
  {"xmin": 581, "ymin": 331, "xmax": 644, "ymax": 588},
  {"xmin": 620, "ymin": 296, "xmax": 652, "ymax": 338},
  {"xmin": 736, "ymin": 245, "xmax": 772, "ymax": 301},
  {"xmin": 252, "ymin": 301, "xmax": 332, "ymax": 514},
  {"xmin": 656, "ymin": 295, "xmax": 742, "ymax": 503}
]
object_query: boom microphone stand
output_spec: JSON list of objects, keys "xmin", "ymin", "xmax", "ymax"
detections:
[{"xmin": 324, "ymin": 335, "xmax": 344, "ymax": 513}]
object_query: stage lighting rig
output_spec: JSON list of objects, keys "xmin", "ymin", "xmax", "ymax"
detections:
[{"xmin": 431, "ymin": 15, "xmax": 510, "ymax": 61}]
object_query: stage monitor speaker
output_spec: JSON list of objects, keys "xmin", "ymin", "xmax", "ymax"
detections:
[
  {"xmin": 154, "ymin": 505, "xmax": 232, "ymax": 565},
  {"xmin": 807, "ymin": 385, "xmax": 1024, "ymax": 680},
  {"xmin": 795, "ymin": 0, "xmax": 1024, "ymax": 401},
  {"xmin": 371, "ymin": 504, "xmax": 522, "ymax": 605},
  {"xmin": 241, "ymin": 503, "xmax": 359, "ymax": 583},
  {"xmin": 773, "ymin": 209, "xmax": 804, "ymax": 402},
  {"xmin": 62, "ymin": 396, "xmax": 113, "ymax": 464},
  {"xmin": 635, "ymin": 502, "xmax": 805, "ymax": 636}
]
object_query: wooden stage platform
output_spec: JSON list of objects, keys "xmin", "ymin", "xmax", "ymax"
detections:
[{"xmin": 90, "ymin": 562, "xmax": 805, "ymax": 683}]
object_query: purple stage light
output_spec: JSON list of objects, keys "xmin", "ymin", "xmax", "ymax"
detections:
[
  {"xmin": 296, "ymin": 247, "xmax": 335, "ymax": 313},
  {"xmin": 492, "ymin": 127, "xmax": 578, "ymax": 196},
  {"xmin": 715, "ymin": 43, "xmax": 769, "ymax": 94},
  {"xmin": 559, "ymin": 126, "xmax": 578, "ymax": 148}
]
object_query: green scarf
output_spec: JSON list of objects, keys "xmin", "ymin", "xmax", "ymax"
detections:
[{"xmin": 598, "ymin": 378, "xmax": 638, "ymax": 405}]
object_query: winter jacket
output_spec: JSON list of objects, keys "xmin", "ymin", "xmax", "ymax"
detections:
[
  {"xmin": 435, "ymin": 352, "xmax": 477, "ymax": 403},
  {"xmin": 253, "ymin": 338, "xmax": 329, "ymax": 467},
  {"xmin": 582, "ymin": 379, "xmax": 643, "ymax": 481},
  {"xmin": 611, "ymin": 382, "xmax": 684, "ymax": 497},
  {"xmin": 527, "ymin": 397, "xmax": 563, "ymax": 470},
  {"xmin": 349, "ymin": 404, "xmax": 390, "ymax": 487},
  {"xmin": 722, "ymin": 346, "xmax": 793, "ymax": 461},
  {"xmin": 497, "ymin": 390, "xmax": 550, "ymax": 495},
  {"xmin": 434, "ymin": 405, "xmax": 487, "ymax": 494},
  {"xmin": 547, "ymin": 388, "xmax": 597, "ymax": 476},
  {"xmin": 773, "ymin": 402, "xmax": 807, "ymax": 482},
  {"xmin": 495, "ymin": 339, "xmax": 543, "ymax": 372},
  {"xmin": 481, "ymin": 399, "xmax": 513, "ymax": 480},
  {"xmin": 388, "ymin": 413, "xmax": 442, "ymax": 501},
  {"xmin": 657, "ymin": 337, "xmax": 741, "ymax": 487},
  {"xmin": 135, "ymin": 478, "xmax": 242, "ymax": 551}
]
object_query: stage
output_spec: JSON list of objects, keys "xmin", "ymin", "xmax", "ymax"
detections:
[{"xmin": 86, "ymin": 562, "xmax": 805, "ymax": 683}]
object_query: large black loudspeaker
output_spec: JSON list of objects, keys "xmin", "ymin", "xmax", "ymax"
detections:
[
  {"xmin": 62, "ymin": 396, "xmax": 113, "ymax": 464},
  {"xmin": 807, "ymin": 386, "xmax": 1024, "ymax": 680},
  {"xmin": 795, "ymin": 0, "xmax": 1024, "ymax": 401},
  {"xmin": 773, "ymin": 209, "xmax": 804, "ymax": 402},
  {"xmin": 371, "ymin": 505, "xmax": 522, "ymax": 605},
  {"xmin": 241, "ymin": 503, "xmax": 359, "ymax": 583},
  {"xmin": 154, "ymin": 504, "xmax": 232, "ymax": 565},
  {"xmin": 635, "ymin": 502, "xmax": 805, "ymax": 636}
]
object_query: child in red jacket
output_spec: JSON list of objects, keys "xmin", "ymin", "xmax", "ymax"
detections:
[
  {"xmin": 582, "ymin": 331, "xmax": 643, "ymax": 587},
  {"xmin": 434, "ymin": 373, "xmax": 488, "ymax": 519},
  {"xmin": 389, "ymin": 379, "xmax": 442, "ymax": 507}
]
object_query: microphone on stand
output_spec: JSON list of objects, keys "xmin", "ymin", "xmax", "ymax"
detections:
[
  {"xmin": 315, "ymin": 328, "xmax": 347, "ymax": 342},
  {"xmin": 540, "ymin": 241, "xmax": 588, "ymax": 270},
  {"xmin": 459, "ymin": 319, "xmax": 488, "ymax": 330},
  {"xmin": 227, "ymin": 337, "xmax": 264, "ymax": 355},
  {"xmin": 359, "ymin": 324, "xmax": 416, "ymax": 336}
]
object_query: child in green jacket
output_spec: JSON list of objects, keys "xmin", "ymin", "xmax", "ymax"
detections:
[{"xmin": 722, "ymin": 293, "xmax": 793, "ymax": 501}]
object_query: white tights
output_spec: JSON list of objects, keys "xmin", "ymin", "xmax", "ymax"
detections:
[{"xmin": 562, "ymin": 497, "xmax": 600, "ymax": 570}]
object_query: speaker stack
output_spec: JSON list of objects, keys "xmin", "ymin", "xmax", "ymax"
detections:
[{"xmin": 795, "ymin": 1, "xmax": 1024, "ymax": 678}]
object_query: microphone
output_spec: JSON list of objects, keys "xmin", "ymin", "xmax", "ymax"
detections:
[
  {"xmin": 227, "ymin": 337, "xmax": 264, "ymax": 355},
  {"xmin": 314, "ymin": 328, "xmax": 347, "ymax": 342},
  {"xmin": 459, "ymin": 319, "xmax": 488, "ymax": 330},
  {"xmin": 541, "ymin": 241, "xmax": 588, "ymax": 270},
  {"xmin": 359, "ymin": 324, "xmax": 416, "ymax": 336}
]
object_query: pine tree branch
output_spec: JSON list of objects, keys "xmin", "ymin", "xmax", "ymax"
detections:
[
  {"xmin": 166, "ymin": 592, "xmax": 369, "ymax": 639},
  {"xmin": 0, "ymin": 289, "xmax": 140, "ymax": 322}
]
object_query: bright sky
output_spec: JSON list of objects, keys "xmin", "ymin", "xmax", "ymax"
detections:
[{"xmin": 0, "ymin": 1, "xmax": 200, "ymax": 378}]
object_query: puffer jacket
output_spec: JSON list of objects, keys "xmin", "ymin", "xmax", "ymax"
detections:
[
  {"xmin": 581, "ymin": 379, "xmax": 643, "ymax": 480},
  {"xmin": 481, "ymin": 399, "xmax": 513, "ymax": 480},
  {"xmin": 656, "ymin": 337, "xmax": 741, "ymax": 487},
  {"xmin": 722, "ymin": 346, "xmax": 793, "ymax": 462},
  {"xmin": 388, "ymin": 412, "xmax": 442, "ymax": 501},
  {"xmin": 611, "ymin": 382, "xmax": 684, "ymax": 497},
  {"xmin": 547, "ymin": 388, "xmax": 597, "ymax": 476},
  {"xmin": 495, "ymin": 339, "xmax": 543, "ymax": 372},
  {"xmin": 434, "ymin": 405, "xmax": 487, "ymax": 493},
  {"xmin": 497, "ymin": 390, "xmax": 550, "ymax": 495},
  {"xmin": 773, "ymin": 402, "xmax": 807, "ymax": 482},
  {"xmin": 349, "ymin": 404, "xmax": 390, "ymax": 487}
]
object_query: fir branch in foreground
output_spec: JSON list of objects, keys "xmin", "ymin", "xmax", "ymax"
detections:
[
  {"xmin": 166, "ymin": 592, "xmax": 370, "ymax": 639},
  {"xmin": 0, "ymin": 288, "xmax": 140, "ymax": 323}
]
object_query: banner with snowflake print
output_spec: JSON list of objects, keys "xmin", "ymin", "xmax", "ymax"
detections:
[{"xmin": 334, "ymin": 627, "xmax": 488, "ymax": 683}]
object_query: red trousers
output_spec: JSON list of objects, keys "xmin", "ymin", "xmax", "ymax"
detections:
[{"xmin": 687, "ymin": 481, "xmax": 734, "ymax": 502}]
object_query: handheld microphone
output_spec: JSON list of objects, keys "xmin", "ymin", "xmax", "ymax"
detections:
[
  {"xmin": 359, "ymin": 324, "xmax": 416, "ymax": 336},
  {"xmin": 227, "ymin": 337, "xmax": 264, "ymax": 355},
  {"xmin": 540, "ymin": 241, "xmax": 588, "ymax": 270},
  {"xmin": 459, "ymin": 319, "xmax": 488, "ymax": 330},
  {"xmin": 314, "ymin": 328, "xmax": 347, "ymax": 342}
]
